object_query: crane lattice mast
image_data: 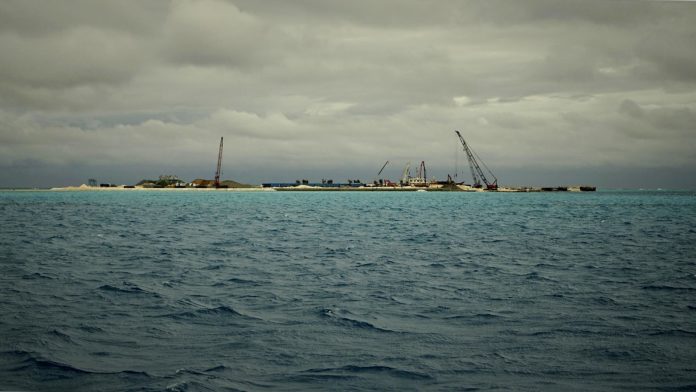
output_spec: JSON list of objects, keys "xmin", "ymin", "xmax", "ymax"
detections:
[
  {"xmin": 214, "ymin": 137, "xmax": 223, "ymax": 188},
  {"xmin": 454, "ymin": 131, "xmax": 498, "ymax": 190}
]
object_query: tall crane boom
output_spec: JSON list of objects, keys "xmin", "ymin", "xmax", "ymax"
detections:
[
  {"xmin": 214, "ymin": 137, "xmax": 223, "ymax": 188},
  {"xmin": 401, "ymin": 162, "xmax": 411, "ymax": 185},
  {"xmin": 377, "ymin": 160, "xmax": 389, "ymax": 176},
  {"xmin": 418, "ymin": 161, "xmax": 427, "ymax": 182},
  {"xmin": 454, "ymin": 131, "xmax": 498, "ymax": 190}
]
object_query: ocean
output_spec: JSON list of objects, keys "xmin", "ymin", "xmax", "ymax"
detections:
[{"xmin": 1, "ymin": 189, "xmax": 695, "ymax": 391}]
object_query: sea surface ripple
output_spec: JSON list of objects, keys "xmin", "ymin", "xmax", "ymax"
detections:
[{"xmin": 1, "ymin": 190, "xmax": 695, "ymax": 391}]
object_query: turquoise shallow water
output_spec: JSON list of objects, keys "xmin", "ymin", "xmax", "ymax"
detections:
[{"xmin": 1, "ymin": 190, "xmax": 695, "ymax": 391}]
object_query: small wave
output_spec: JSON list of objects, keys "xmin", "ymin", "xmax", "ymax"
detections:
[
  {"xmin": 444, "ymin": 313, "xmax": 504, "ymax": 326},
  {"xmin": 164, "ymin": 381, "xmax": 200, "ymax": 392},
  {"xmin": 511, "ymin": 328, "xmax": 605, "ymax": 337},
  {"xmin": 283, "ymin": 373, "xmax": 359, "ymax": 382},
  {"xmin": 12, "ymin": 357, "xmax": 90, "ymax": 376},
  {"xmin": 98, "ymin": 283, "xmax": 161, "ymax": 297},
  {"xmin": 189, "ymin": 306, "xmax": 243, "ymax": 316},
  {"xmin": 587, "ymin": 347, "xmax": 636, "ymax": 360},
  {"xmin": 592, "ymin": 296, "xmax": 619, "ymax": 305},
  {"xmin": 205, "ymin": 365, "xmax": 229, "ymax": 372},
  {"xmin": 162, "ymin": 305, "xmax": 258, "ymax": 323},
  {"xmin": 473, "ymin": 313, "xmax": 502, "ymax": 319},
  {"xmin": 642, "ymin": 285, "xmax": 696, "ymax": 292},
  {"xmin": 283, "ymin": 373, "xmax": 358, "ymax": 384},
  {"xmin": 48, "ymin": 329, "xmax": 74, "ymax": 343},
  {"xmin": 173, "ymin": 367, "xmax": 207, "ymax": 376},
  {"xmin": 78, "ymin": 324, "xmax": 104, "ymax": 333},
  {"xmin": 119, "ymin": 369, "xmax": 151, "ymax": 377},
  {"xmin": 659, "ymin": 384, "xmax": 696, "ymax": 391},
  {"xmin": 444, "ymin": 315, "xmax": 469, "ymax": 320},
  {"xmin": 319, "ymin": 308, "xmax": 396, "ymax": 333},
  {"xmin": 524, "ymin": 271, "xmax": 555, "ymax": 282},
  {"xmin": 446, "ymin": 313, "xmax": 503, "ymax": 320},
  {"xmin": 648, "ymin": 329, "xmax": 696, "ymax": 337},
  {"xmin": 21, "ymin": 272, "xmax": 54, "ymax": 280},
  {"xmin": 304, "ymin": 365, "xmax": 433, "ymax": 380},
  {"xmin": 388, "ymin": 296, "xmax": 410, "ymax": 305},
  {"xmin": 6, "ymin": 350, "xmax": 152, "ymax": 379},
  {"xmin": 226, "ymin": 277, "xmax": 261, "ymax": 285}
]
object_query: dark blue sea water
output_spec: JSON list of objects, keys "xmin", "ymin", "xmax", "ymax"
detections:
[{"xmin": 1, "ymin": 189, "xmax": 695, "ymax": 391}]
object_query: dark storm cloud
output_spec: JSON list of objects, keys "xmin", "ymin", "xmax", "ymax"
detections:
[
  {"xmin": 619, "ymin": 99, "xmax": 696, "ymax": 137},
  {"xmin": 471, "ymin": 0, "xmax": 666, "ymax": 26},
  {"xmin": 636, "ymin": 30, "xmax": 696, "ymax": 83},
  {"xmin": 0, "ymin": 29, "xmax": 145, "ymax": 89},
  {"xmin": 619, "ymin": 99, "xmax": 645, "ymax": 118},
  {"xmin": 1, "ymin": 0, "xmax": 695, "ymax": 188},
  {"xmin": 0, "ymin": 0, "xmax": 168, "ymax": 36}
]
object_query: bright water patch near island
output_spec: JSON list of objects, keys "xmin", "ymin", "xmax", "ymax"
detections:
[{"xmin": 1, "ymin": 189, "xmax": 695, "ymax": 391}]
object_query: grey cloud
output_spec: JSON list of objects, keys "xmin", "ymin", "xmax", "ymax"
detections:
[
  {"xmin": 0, "ymin": 0, "xmax": 168, "ymax": 36},
  {"xmin": 653, "ymin": 107, "xmax": 696, "ymax": 132},
  {"xmin": 0, "ymin": 29, "xmax": 146, "ymax": 89},
  {"xmin": 636, "ymin": 31, "xmax": 696, "ymax": 83},
  {"xmin": 619, "ymin": 99, "xmax": 644, "ymax": 118},
  {"xmin": 0, "ymin": 18, "xmax": 152, "ymax": 111},
  {"xmin": 473, "ymin": 0, "xmax": 666, "ymax": 26},
  {"xmin": 619, "ymin": 99, "xmax": 696, "ymax": 136},
  {"xmin": 233, "ymin": 0, "xmax": 464, "ymax": 28},
  {"xmin": 162, "ymin": 0, "xmax": 276, "ymax": 68},
  {"xmin": 234, "ymin": 0, "xmax": 665, "ymax": 29},
  {"xmin": 1, "ymin": 0, "xmax": 696, "ymax": 188}
]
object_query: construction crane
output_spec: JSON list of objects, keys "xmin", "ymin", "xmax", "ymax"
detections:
[
  {"xmin": 417, "ymin": 161, "xmax": 427, "ymax": 183},
  {"xmin": 377, "ymin": 160, "xmax": 389, "ymax": 176},
  {"xmin": 401, "ymin": 162, "xmax": 411, "ymax": 185},
  {"xmin": 372, "ymin": 160, "xmax": 390, "ymax": 186},
  {"xmin": 214, "ymin": 137, "xmax": 224, "ymax": 188},
  {"xmin": 454, "ymin": 131, "xmax": 498, "ymax": 190}
]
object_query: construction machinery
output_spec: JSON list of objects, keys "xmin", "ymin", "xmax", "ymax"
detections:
[
  {"xmin": 407, "ymin": 161, "xmax": 427, "ymax": 187},
  {"xmin": 397, "ymin": 161, "xmax": 429, "ymax": 187},
  {"xmin": 372, "ymin": 161, "xmax": 397, "ymax": 186},
  {"xmin": 400, "ymin": 162, "xmax": 411, "ymax": 186},
  {"xmin": 417, "ymin": 161, "xmax": 427, "ymax": 183},
  {"xmin": 214, "ymin": 137, "xmax": 224, "ymax": 188},
  {"xmin": 377, "ymin": 160, "xmax": 389, "ymax": 177},
  {"xmin": 454, "ymin": 131, "xmax": 498, "ymax": 190}
]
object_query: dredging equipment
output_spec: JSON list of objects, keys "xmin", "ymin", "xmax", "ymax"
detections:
[
  {"xmin": 455, "ymin": 131, "xmax": 498, "ymax": 190},
  {"xmin": 408, "ymin": 161, "xmax": 427, "ymax": 187}
]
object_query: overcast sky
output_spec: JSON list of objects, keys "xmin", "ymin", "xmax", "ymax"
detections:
[{"xmin": 1, "ymin": 0, "xmax": 695, "ymax": 188}]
